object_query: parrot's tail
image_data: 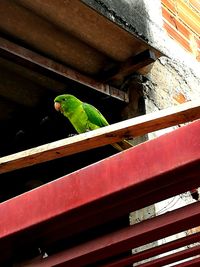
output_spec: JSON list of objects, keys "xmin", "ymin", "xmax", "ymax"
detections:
[{"xmin": 112, "ymin": 139, "xmax": 133, "ymax": 152}]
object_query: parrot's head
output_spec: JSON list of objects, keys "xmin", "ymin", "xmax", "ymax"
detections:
[{"xmin": 54, "ymin": 94, "xmax": 81, "ymax": 115}]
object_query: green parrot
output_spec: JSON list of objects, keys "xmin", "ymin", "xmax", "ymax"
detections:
[{"xmin": 54, "ymin": 94, "xmax": 132, "ymax": 151}]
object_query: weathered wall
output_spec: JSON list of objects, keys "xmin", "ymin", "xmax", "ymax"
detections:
[
  {"xmin": 83, "ymin": 0, "xmax": 200, "ymax": 262},
  {"xmin": 144, "ymin": 56, "xmax": 200, "ymax": 140},
  {"xmin": 83, "ymin": 0, "xmax": 200, "ymax": 163},
  {"xmin": 83, "ymin": 0, "xmax": 164, "ymax": 45},
  {"xmin": 83, "ymin": 0, "xmax": 200, "ymax": 75}
]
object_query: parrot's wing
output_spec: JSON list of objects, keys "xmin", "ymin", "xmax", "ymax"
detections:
[{"xmin": 82, "ymin": 102, "xmax": 109, "ymax": 127}]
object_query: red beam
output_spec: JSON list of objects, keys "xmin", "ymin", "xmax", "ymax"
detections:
[
  {"xmin": 0, "ymin": 120, "xmax": 199, "ymax": 263},
  {"xmin": 102, "ymin": 232, "xmax": 200, "ymax": 267},
  {"xmin": 173, "ymin": 256, "xmax": 200, "ymax": 267},
  {"xmin": 21, "ymin": 202, "xmax": 200, "ymax": 267},
  {"xmin": 138, "ymin": 245, "xmax": 200, "ymax": 267}
]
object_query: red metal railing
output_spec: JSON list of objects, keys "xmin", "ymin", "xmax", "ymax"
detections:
[{"xmin": 0, "ymin": 119, "xmax": 199, "ymax": 266}]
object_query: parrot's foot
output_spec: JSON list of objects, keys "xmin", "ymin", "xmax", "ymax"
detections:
[
  {"xmin": 67, "ymin": 133, "xmax": 77, "ymax": 137},
  {"xmin": 191, "ymin": 191, "xmax": 199, "ymax": 201},
  {"xmin": 38, "ymin": 247, "xmax": 48, "ymax": 259}
]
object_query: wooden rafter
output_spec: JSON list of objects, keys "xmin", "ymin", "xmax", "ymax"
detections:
[
  {"xmin": 99, "ymin": 50, "xmax": 156, "ymax": 83},
  {"xmin": 0, "ymin": 37, "xmax": 128, "ymax": 102}
]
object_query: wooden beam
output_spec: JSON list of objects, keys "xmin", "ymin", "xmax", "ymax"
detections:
[
  {"xmin": 0, "ymin": 65, "xmax": 43, "ymax": 107},
  {"xmin": 0, "ymin": 100, "xmax": 199, "ymax": 174},
  {"xmin": 100, "ymin": 50, "xmax": 156, "ymax": 83},
  {"xmin": 0, "ymin": 37, "xmax": 128, "ymax": 102}
]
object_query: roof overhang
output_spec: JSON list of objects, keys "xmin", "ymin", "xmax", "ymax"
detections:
[{"xmin": 0, "ymin": 0, "xmax": 162, "ymax": 124}]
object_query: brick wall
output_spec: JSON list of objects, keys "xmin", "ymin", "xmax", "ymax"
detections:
[{"xmin": 162, "ymin": 0, "xmax": 200, "ymax": 61}]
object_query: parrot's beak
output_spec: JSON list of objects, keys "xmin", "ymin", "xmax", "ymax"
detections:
[{"xmin": 54, "ymin": 102, "xmax": 61, "ymax": 111}]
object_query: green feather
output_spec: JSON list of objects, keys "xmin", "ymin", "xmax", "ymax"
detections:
[
  {"xmin": 54, "ymin": 94, "xmax": 133, "ymax": 151},
  {"xmin": 82, "ymin": 102, "xmax": 109, "ymax": 128},
  {"xmin": 54, "ymin": 94, "xmax": 108, "ymax": 133}
]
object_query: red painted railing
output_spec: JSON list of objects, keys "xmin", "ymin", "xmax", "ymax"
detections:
[{"xmin": 0, "ymin": 120, "xmax": 199, "ymax": 266}]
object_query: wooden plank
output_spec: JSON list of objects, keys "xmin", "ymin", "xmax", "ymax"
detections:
[
  {"xmin": 12, "ymin": 0, "xmax": 148, "ymax": 62},
  {"xmin": 0, "ymin": 37, "xmax": 128, "ymax": 102},
  {"xmin": 99, "ymin": 50, "xmax": 156, "ymax": 83},
  {"xmin": 0, "ymin": 100, "xmax": 200, "ymax": 174}
]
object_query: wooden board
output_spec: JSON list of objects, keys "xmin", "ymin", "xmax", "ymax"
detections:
[
  {"xmin": 0, "ymin": 100, "xmax": 200, "ymax": 174},
  {"xmin": 100, "ymin": 50, "xmax": 156, "ymax": 84},
  {"xmin": 0, "ymin": 37, "xmax": 128, "ymax": 102}
]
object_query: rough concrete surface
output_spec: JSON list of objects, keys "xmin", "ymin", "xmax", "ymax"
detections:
[
  {"xmin": 83, "ymin": 0, "xmax": 163, "ymax": 42},
  {"xmin": 144, "ymin": 57, "xmax": 200, "ymax": 111}
]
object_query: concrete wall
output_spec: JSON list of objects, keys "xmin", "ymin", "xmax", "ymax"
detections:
[
  {"xmin": 83, "ymin": 0, "xmax": 164, "ymax": 45},
  {"xmin": 144, "ymin": 56, "xmax": 200, "ymax": 137}
]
